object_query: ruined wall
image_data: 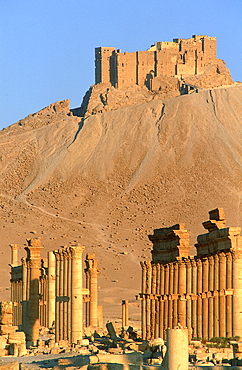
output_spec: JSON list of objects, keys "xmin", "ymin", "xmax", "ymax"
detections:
[{"xmin": 140, "ymin": 209, "xmax": 242, "ymax": 341}]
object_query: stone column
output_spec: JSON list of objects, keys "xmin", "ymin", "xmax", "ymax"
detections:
[
  {"xmin": 59, "ymin": 251, "xmax": 64, "ymax": 340},
  {"xmin": 196, "ymin": 259, "xmax": 202, "ymax": 338},
  {"xmin": 155, "ymin": 264, "xmax": 160, "ymax": 337},
  {"xmin": 214, "ymin": 254, "xmax": 219, "ymax": 337},
  {"xmin": 151, "ymin": 263, "xmax": 157, "ymax": 338},
  {"xmin": 70, "ymin": 245, "xmax": 85, "ymax": 344},
  {"xmin": 10, "ymin": 244, "xmax": 19, "ymax": 266},
  {"xmin": 145, "ymin": 261, "xmax": 151, "ymax": 340},
  {"xmin": 140, "ymin": 262, "xmax": 146, "ymax": 339},
  {"xmin": 47, "ymin": 251, "xmax": 55, "ymax": 329},
  {"xmin": 219, "ymin": 252, "xmax": 226, "ymax": 337},
  {"xmin": 122, "ymin": 300, "xmax": 129, "ymax": 328},
  {"xmin": 226, "ymin": 252, "xmax": 232, "ymax": 337},
  {"xmin": 85, "ymin": 254, "xmax": 99, "ymax": 327},
  {"xmin": 173, "ymin": 263, "xmax": 178, "ymax": 328},
  {"xmin": 168, "ymin": 263, "xmax": 174, "ymax": 329},
  {"xmin": 191, "ymin": 259, "xmax": 197, "ymax": 338},
  {"xmin": 98, "ymin": 305, "xmax": 103, "ymax": 328},
  {"xmin": 186, "ymin": 260, "xmax": 192, "ymax": 335},
  {"xmin": 159, "ymin": 265, "xmax": 164, "ymax": 338},
  {"xmin": 54, "ymin": 251, "xmax": 60, "ymax": 343},
  {"xmin": 202, "ymin": 258, "xmax": 209, "ymax": 339},
  {"xmin": 21, "ymin": 258, "xmax": 27, "ymax": 333},
  {"xmin": 164, "ymin": 265, "xmax": 169, "ymax": 331},
  {"xmin": 63, "ymin": 250, "xmax": 69, "ymax": 340},
  {"xmin": 178, "ymin": 260, "xmax": 186, "ymax": 328},
  {"xmin": 25, "ymin": 239, "xmax": 43, "ymax": 347},
  {"xmin": 208, "ymin": 255, "xmax": 214, "ymax": 339},
  {"xmin": 166, "ymin": 328, "xmax": 188, "ymax": 370},
  {"xmin": 232, "ymin": 250, "xmax": 242, "ymax": 338}
]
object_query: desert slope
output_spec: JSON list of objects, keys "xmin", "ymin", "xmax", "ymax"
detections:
[{"xmin": 0, "ymin": 85, "xmax": 242, "ymax": 322}]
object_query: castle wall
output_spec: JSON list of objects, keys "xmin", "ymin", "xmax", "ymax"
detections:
[
  {"xmin": 95, "ymin": 35, "xmax": 218, "ymax": 90},
  {"xmin": 95, "ymin": 47, "xmax": 116, "ymax": 84},
  {"xmin": 136, "ymin": 51, "xmax": 155, "ymax": 86},
  {"xmin": 116, "ymin": 52, "xmax": 136, "ymax": 88}
]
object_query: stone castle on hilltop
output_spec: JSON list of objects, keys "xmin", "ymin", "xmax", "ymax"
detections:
[
  {"xmin": 95, "ymin": 35, "xmax": 217, "ymax": 89},
  {"xmin": 79, "ymin": 35, "xmax": 233, "ymax": 117},
  {"xmin": 95, "ymin": 35, "xmax": 233, "ymax": 92}
]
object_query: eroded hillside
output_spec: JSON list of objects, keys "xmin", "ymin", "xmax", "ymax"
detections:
[{"xmin": 0, "ymin": 84, "xmax": 242, "ymax": 321}]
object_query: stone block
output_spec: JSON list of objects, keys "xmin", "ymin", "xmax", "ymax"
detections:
[
  {"xmin": 0, "ymin": 302, "xmax": 13, "ymax": 316},
  {"xmin": 58, "ymin": 339, "xmax": 69, "ymax": 348},
  {"xmin": 0, "ymin": 336, "xmax": 7, "ymax": 350},
  {"xmin": 8, "ymin": 331, "xmax": 26, "ymax": 344},
  {"xmin": 50, "ymin": 347, "xmax": 60, "ymax": 354},
  {"xmin": 18, "ymin": 343, "xmax": 27, "ymax": 356},
  {"xmin": 78, "ymin": 338, "xmax": 89, "ymax": 346},
  {"xmin": 0, "ymin": 315, "xmax": 13, "ymax": 325},
  {"xmin": 106, "ymin": 322, "xmax": 118, "ymax": 340},
  {"xmin": 0, "ymin": 325, "xmax": 17, "ymax": 335}
]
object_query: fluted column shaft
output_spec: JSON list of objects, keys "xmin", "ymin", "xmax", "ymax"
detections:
[
  {"xmin": 25, "ymin": 240, "xmax": 43, "ymax": 346},
  {"xmin": 70, "ymin": 245, "xmax": 85, "ymax": 344},
  {"xmin": 173, "ymin": 264, "xmax": 178, "ymax": 328},
  {"xmin": 219, "ymin": 252, "xmax": 226, "ymax": 337},
  {"xmin": 140, "ymin": 262, "xmax": 146, "ymax": 339},
  {"xmin": 202, "ymin": 258, "xmax": 209, "ymax": 339},
  {"xmin": 232, "ymin": 250, "xmax": 242, "ymax": 338},
  {"xmin": 48, "ymin": 252, "xmax": 55, "ymax": 329},
  {"xmin": 226, "ymin": 253, "xmax": 232, "ymax": 337},
  {"xmin": 197, "ymin": 260, "xmax": 202, "ymax": 338},
  {"xmin": 178, "ymin": 260, "xmax": 186, "ymax": 328},
  {"xmin": 208, "ymin": 256, "xmax": 214, "ymax": 339}
]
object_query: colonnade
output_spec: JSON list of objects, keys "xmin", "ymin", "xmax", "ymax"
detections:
[
  {"xmin": 85, "ymin": 253, "xmax": 99, "ymax": 327},
  {"xmin": 53, "ymin": 245, "xmax": 85, "ymax": 344},
  {"xmin": 9, "ymin": 240, "xmax": 101, "ymax": 346},
  {"xmin": 140, "ymin": 252, "xmax": 235, "ymax": 340}
]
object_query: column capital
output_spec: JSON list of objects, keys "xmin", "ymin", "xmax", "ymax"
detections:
[
  {"xmin": 69, "ymin": 245, "xmax": 85, "ymax": 259},
  {"xmin": 208, "ymin": 255, "xmax": 214, "ymax": 265},
  {"xmin": 10, "ymin": 244, "xmax": 19, "ymax": 251},
  {"xmin": 226, "ymin": 252, "xmax": 232, "ymax": 261},
  {"xmin": 219, "ymin": 252, "xmax": 226, "ymax": 262},
  {"xmin": 144, "ymin": 261, "xmax": 151, "ymax": 269},
  {"xmin": 54, "ymin": 250, "xmax": 61, "ymax": 261}
]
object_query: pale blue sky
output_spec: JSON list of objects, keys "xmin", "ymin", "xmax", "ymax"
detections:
[{"xmin": 1, "ymin": 0, "xmax": 242, "ymax": 129}]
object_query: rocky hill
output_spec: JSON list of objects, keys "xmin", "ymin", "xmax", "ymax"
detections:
[{"xmin": 0, "ymin": 83, "xmax": 242, "ymax": 322}]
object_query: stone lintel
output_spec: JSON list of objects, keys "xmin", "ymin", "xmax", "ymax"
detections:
[
  {"xmin": 25, "ymin": 239, "xmax": 44, "ymax": 260},
  {"xmin": 195, "ymin": 227, "xmax": 242, "ymax": 256}
]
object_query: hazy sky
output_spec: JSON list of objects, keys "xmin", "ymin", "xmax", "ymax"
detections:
[{"xmin": 1, "ymin": 0, "xmax": 242, "ymax": 129}]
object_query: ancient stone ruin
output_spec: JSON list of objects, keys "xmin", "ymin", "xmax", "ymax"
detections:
[
  {"xmin": 1, "ymin": 207, "xmax": 242, "ymax": 368},
  {"xmin": 9, "ymin": 241, "xmax": 101, "ymax": 347},
  {"xmin": 95, "ymin": 35, "xmax": 233, "ymax": 91},
  {"xmin": 139, "ymin": 208, "xmax": 242, "ymax": 341}
]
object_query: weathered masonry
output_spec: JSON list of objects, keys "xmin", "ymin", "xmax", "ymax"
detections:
[
  {"xmin": 95, "ymin": 35, "xmax": 217, "ymax": 89},
  {"xmin": 10, "ymin": 241, "xmax": 101, "ymax": 346},
  {"xmin": 140, "ymin": 208, "xmax": 242, "ymax": 341}
]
